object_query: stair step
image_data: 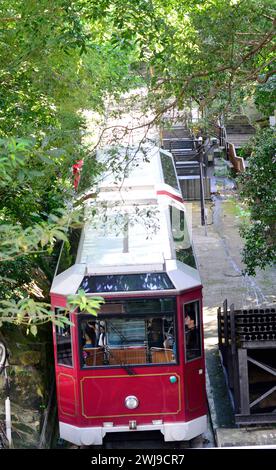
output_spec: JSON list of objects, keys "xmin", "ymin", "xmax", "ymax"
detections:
[
  {"xmin": 170, "ymin": 152, "xmax": 196, "ymax": 159},
  {"xmin": 162, "ymin": 140, "xmax": 195, "ymax": 150},
  {"xmin": 176, "ymin": 161, "xmax": 199, "ymax": 166},
  {"xmin": 175, "ymin": 159, "xmax": 200, "ymax": 164},
  {"xmin": 226, "ymin": 126, "xmax": 255, "ymax": 134},
  {"xmin": 177, "ymin": 169, "xmax": 200, "ymax": 176},
  {"xmin": 161, "ymin": 128, "xmax": 191, "ymax": 139}
]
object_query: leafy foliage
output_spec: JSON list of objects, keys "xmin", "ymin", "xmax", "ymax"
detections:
[
  {"xmin": 254, "ymin": 76, "xmax": 276, "ymax": 117},
  {"xmin": 67, "ymin": 289, "xmax": 104, "ymax": 315},
  {"xmin": 238, "ymin": 129, "xmax": 276, "ymax": 275},
  {"xmin": 0, "ymin": 2, "xmax": 136, "ymax": 331},
  {"xmin": 85, "ymin": 0, "xmax": 275, "ymax": 122},
  {"xmin": 0, "ymin": 291, "xmax": 104, "ymax": 336}
]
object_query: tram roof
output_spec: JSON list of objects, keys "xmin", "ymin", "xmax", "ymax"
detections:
[
  {"xmin": 51, "ymin": 146, "xmax": 202, "ymax": 297},
  {"xmin": 95, "ymin": 146, "xmax": 181, "ymax": 193},
  {"xmin": 51, "ymin": 260, "xmax": 201, "ymax": 297}
]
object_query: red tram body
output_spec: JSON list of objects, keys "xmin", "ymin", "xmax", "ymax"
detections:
[{"xmin": 50, "ymin": 147, "xmax": 207, "ymax": 446}]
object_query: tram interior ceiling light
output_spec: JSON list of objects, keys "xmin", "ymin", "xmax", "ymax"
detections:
[{"xmin": 125, "ymin": 395, "xmax": 139, "ymax": 410}]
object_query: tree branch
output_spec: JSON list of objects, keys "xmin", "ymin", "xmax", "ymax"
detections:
[{"xmin": 0, "ymin": 16, "xmax": 21, "ymax": 22}]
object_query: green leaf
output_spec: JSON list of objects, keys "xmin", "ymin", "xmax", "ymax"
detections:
[{"xmin": 30, "ymin": 325, "xmax": 38, "ymax": 336}]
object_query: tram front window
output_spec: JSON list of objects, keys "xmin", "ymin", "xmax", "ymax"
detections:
[{"xmin": 79, "ymin": 298, "xmax": 177, "ymax": 367}]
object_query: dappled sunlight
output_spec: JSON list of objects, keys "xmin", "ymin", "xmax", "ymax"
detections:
[{"xmin": 204, "ymin": 336, "xmax": 219, "ymax": 349}]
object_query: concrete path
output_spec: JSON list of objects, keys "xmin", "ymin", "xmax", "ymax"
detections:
[{"xmin": 187, "ymin": 187, "xmax": 276, "ymax": 445}]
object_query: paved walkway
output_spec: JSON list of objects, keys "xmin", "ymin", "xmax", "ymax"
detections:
[{"xmin": 188, "ymin": 187, "xmax": 276, "ymax": 444}]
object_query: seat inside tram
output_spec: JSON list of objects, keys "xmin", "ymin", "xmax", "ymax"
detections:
[{"xmin": 79, "ymin": 298, "xmax": 177, "ymax": 367}]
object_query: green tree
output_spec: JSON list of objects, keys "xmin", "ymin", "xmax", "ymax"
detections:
[
  {"xmin": 83, "ymin": 0, "xmax": 275, "ymax": 123},
  {"xmin": 238, "ymin": 128, "xmax": 276, "ymax": 275},
  {"xmin": 0, "ymin": 2, "xmax": 135, "ymax": 330},
  {"xmin": 254, "ymin": 76, "xmax": 276, "ymax": 118}
]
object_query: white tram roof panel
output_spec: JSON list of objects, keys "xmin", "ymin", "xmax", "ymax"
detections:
[
  {"xmin": 76, "ymin": 201, "xmax": 172, "ymax": 268},
  {"xmin": 96, "ymin": 146, "xmax": 181, "ymax": 194},
  {"xmin": 76, "ymin": 146, "xmax": 181, "ymax": 269}
]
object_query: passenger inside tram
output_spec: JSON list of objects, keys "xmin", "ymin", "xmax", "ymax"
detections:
[
  {"xmin": 83, "ymin": 321, "xmax": 98, "ymax": 347},
  {"xmin": 163, "ymin": 332, "xmax": 174, "ymax": 349},
  {"xmin": 185, "ymin": 314, "xmax": 195, "ymax": 330},
  {"xmin": 184, "ymin": 301, "xmax": 201, "ymax": 360},
  {"xmin": 147, "ymin": 318, "xmax": 164, "ymax": 349},
  {"xmin": 147, "ymin": 318, "xmax": 175, "ymax": 363},
  {"xmin": 97, "ymin": 324, "xmax": 107, "ymax": 348},
  {"xmin": 80, "ymin": 312, "xmax": 177, "ymax": 367}
]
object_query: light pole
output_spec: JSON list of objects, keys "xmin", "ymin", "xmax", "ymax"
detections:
[{"xmin": 197, "ymin": 137, "xmax": 207, "ymax": 233}]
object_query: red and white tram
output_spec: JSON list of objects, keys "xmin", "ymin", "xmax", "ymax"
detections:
[{"xmin": 50, "ymin": 147, "xmax": 207, "ymax": 446}]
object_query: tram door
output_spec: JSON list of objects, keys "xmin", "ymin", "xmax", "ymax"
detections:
[{"xmin": 182, "ymin": 299, "xmax": 206, "ymax": 419}]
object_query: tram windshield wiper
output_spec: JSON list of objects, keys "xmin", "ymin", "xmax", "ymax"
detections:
[
  {"xmin": 105, "ymin": 346, "xmax": 136, "ymax": 375},
  {"xmin": 122, "ymin": 364, "xmax": 136, "ymax": 376}
]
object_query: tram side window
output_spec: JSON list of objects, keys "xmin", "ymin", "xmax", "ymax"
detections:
[
  {"xmin": 55, "ymin": 309, "xmax": 73, "ymax": 367},
  {"xmin": 170, "ymin": 206, "xmax": 197, "ymax": 269},
  {"xmin": 79, "ymin": 318, "xmax": 107, "ymax": 367},
  {"xmin": 184, "ymin": 301, "xmax": 202, "ymax": 361},
  {"xmin": 160, "ymin": 151, "xmax": 179, "ymax": 191}
]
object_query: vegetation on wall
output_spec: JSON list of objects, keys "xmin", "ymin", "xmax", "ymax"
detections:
[{"xmin": 238, "ymin": 128, "xmax": 276, "ymax": 275}]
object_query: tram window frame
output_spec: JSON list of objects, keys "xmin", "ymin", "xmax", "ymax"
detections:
[
  {"xmin": 183, "ymin": 300, "xmax": 202, "ymax": 362},
  {"xmin": 169, "ymin": 205, "xmax": 197, "ymax": 269},
  {"xmin": 55, "ymin": 308, "xmax": 73, "ymax": 368},
  {"xmin": 78, "ymin": 298, "xmax": 178, "ymax": 369},
  {"xmin": 56, "ymin": 227, "xmax": 82, "ymax": 276},
  {"xmin": 160, "ymin": 150, "xmax": 179, "ymax": 191}
]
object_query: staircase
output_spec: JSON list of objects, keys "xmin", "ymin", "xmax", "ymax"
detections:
[
  {"xmin": 222, "ymin": 115, "xmax": 256, "ymax": 173},
  {"xmin": 161, "ymin": 126, "xmax": 199, "ymax": 170},
  {"xmin": 160, "ymin": 125, "xmax": 211, "ymax": 200},
  {"xmin": 225, "ymin": 115, "xmax": 255, "ymax": 150}
]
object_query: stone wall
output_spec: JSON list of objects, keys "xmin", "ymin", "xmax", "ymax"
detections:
[{"xmin": 0, "ymin": 325, "xmax": 54, "ymax": 448}]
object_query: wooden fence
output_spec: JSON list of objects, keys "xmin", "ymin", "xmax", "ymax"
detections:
[
  {"xmin": 227, "ymin": 142, "xmax": 246, "ymax": 173},
  {"xmin": 218, "ymin": 300, "xmax": 276, "ymax": 425}
]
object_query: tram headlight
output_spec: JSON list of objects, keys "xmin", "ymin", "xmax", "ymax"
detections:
[{"xmin": 125, "ymin": 395, "xmax": 139, "ymax": 410}]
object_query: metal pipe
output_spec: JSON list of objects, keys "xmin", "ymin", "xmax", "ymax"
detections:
[
  {"xmin": 5, "ymin": 397, "xmax": 12, "ymax": 447},
  {"xmin": 198, "ymin": 150, "xmax": 207, "ymax": 235}
]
